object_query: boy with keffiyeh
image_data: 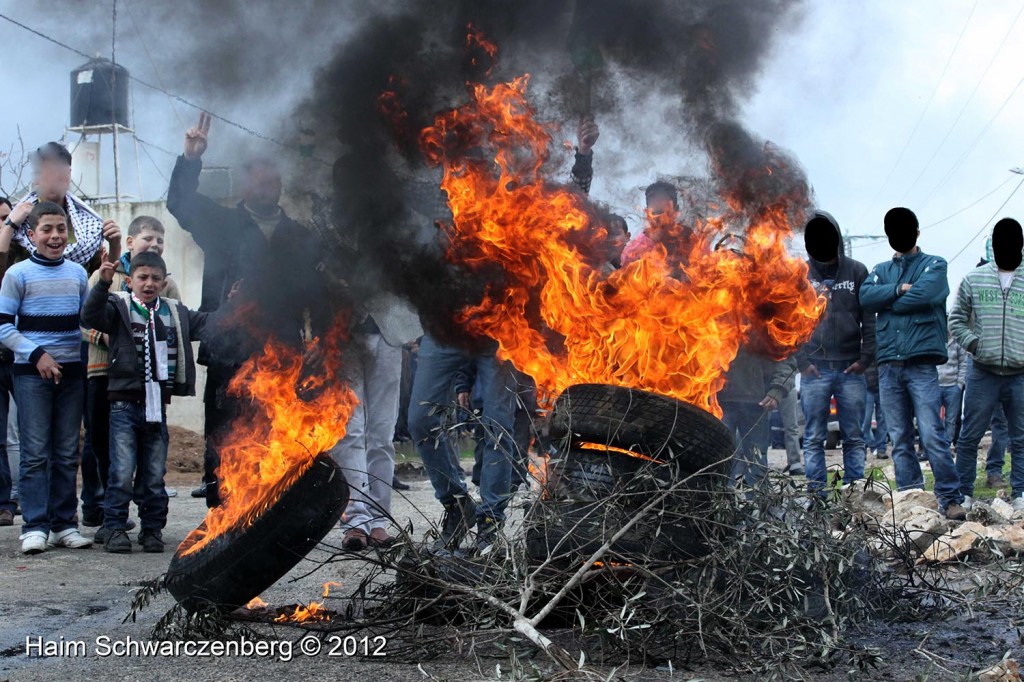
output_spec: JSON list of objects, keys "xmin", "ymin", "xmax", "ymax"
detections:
[
  {"xmin": 82, "ymin": 252, "xmax": 208, "ymax": 554},
  {"xmin": 79, "ymin": 216, "xmax": 182, "ymax": 528}
]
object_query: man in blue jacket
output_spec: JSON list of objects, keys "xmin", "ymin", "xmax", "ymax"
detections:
[{"xmin": 859, "ymin": 207, "xmax": 966, "ymax": 520}]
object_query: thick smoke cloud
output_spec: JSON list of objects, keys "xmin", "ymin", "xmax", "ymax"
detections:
[{"xmin": 296, "ymin": 0, "xmax": 807, "ymax": 347}]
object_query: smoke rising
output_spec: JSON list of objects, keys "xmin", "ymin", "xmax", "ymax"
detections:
[{"xmin": 296, "ymin": 0, "xmax": 809, "ymax": 346}]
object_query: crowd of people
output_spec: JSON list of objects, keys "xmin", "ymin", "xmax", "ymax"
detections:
[{"xmin": 0, "ymin": 114, "xmax": 1021, "ymax": 558}]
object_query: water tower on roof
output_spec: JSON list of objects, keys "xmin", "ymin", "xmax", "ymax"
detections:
[{"xmin": 66, "ymin": 56, "xmax": 134, "ymax": 202}]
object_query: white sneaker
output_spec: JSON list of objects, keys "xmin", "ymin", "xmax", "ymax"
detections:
[
  {"xmin": 20, "ymin": 531, "xmax": 47, "ymax": 555},
  {"xmin": 1013, "ymin": 495, "xmax": 1024, "ymax": 512},
  {"xmin": 47, "ymin": 528, "xmax": 93, "ymax": 549},
  {"xmin": 962, "ymin": 496, "xmax": 974, "ymax": 511}
]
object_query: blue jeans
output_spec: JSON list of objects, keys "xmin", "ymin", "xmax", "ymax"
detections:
[
  {"xmin": 0, "ymin": 362, "xmax": 15, "ymax": 514},
  {"xmin": 986, "ymin": 403, "xmax": 1009, "ymax": 477},
  {"xmin": 955, "ymin": 366, "xmax": 1024, "ymax": 498},
  {"xmin": 408, "ymin": 335, "xmax": 518, "ymax": 522},
  {"xmin": 939, "ymin": 384, "xmax": 963, "ymax": 445},
  {"xmin": 862, "ymin": 388, "xmax": 888, "ymax": 453},
  {"xmin": 878, "ymin": 363, "xmax": 963, "ymax": 508},
  {"xmin": 14, "ymin": 370, "xmax": 84, "ymax": 534},
  {"xmin": 801, "ymin": 368, "xmax": 867, "ymax": 493},
  {"xmin": 722, "ymin": 402, "xmax": 771, "ymax": 488},
  {"xmin": 104, "ymin": 401, "xmax": 169, "ymax": 532}
]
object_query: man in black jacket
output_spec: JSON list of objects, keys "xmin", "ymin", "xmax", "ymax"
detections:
[
  {"xmin": 796, "ymin": 211, "xmax": 876, "ymax": 495},
  {"xmin": 166, "ymin": 112, "xmax": 324, "ymax": 506}
]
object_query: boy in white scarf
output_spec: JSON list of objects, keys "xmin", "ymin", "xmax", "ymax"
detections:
[{"xmin": 81, "ymin": 252, "xmax": 209, "ymax": 553}]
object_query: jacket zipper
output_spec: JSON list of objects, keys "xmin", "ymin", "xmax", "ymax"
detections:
[{"xmin": 1002, "ymin": 276, "xmax": 1010, "ymax": 369}]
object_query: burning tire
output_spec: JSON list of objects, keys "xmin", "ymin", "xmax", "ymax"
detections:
[
  {"xmin": 548, "ymin": 383, "xmax": 735, "ymax": 474},
  {"xmin": 165, "ymin": 454, "xmax": 348, "ymax": 612},
  {"xmin": 531, "ymin": 384, "xmax": 735, "ymax": 565}
]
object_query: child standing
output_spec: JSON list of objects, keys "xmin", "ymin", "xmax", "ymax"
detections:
[
  {"xmin": 82, "ymin": 252, "xmax": 206, "ymax": 553},
  {"xmin": 80, "ymin": 216, "xmax": 182, "ymax": 528},
  {"xmin": 0, "ymin": 202, "xmax": 95, "ymax": 554}
]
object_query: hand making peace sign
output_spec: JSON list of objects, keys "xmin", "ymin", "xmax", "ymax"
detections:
[{"xmin": 184, "ymin": 111, "xmax": 212, "ymax": 160}]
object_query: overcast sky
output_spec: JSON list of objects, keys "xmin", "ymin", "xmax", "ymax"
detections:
[{"xmin": 3, "ymin": 0, "xmax": 1024, "ymax": 297}]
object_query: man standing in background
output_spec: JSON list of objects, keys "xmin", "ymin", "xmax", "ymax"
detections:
[{"xmin": 860, "ymin": 207, "xmax": 966, "ymax": 521}]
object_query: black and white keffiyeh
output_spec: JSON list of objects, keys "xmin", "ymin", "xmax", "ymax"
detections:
[{"xmin": 15, "ymin": 192, "xmax": 105, "ymax": 265}]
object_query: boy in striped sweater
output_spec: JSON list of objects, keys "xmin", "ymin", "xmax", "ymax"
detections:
[
  {"xmin": 0, "ymin": 202, "xmax": 92, "ymax": 554},
  {"xmin": 949, "ymin": 217, "xmax": 1024, "ymax": 512}
]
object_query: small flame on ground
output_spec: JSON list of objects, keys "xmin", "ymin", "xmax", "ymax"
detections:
[
  {"xmin": 322, "ymin": 582, "xmax": 342, "ymax": 598},
  {"xmin": 245, "ymin": 596, "xmax": 268, "ymax": 610},
  {"xmin": 273, "ymin": 602, "xmax": 332, "ymax": 624}
]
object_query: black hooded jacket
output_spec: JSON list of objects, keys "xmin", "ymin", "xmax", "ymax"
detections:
[{"xmin": 795, "ymin": 211, "xmax": 876, "ymax": 370}]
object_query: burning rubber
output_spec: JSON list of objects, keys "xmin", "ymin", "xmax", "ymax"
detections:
[{"xmin": 165, "ymin": 455, "xmax": 349, "ymax": 612}]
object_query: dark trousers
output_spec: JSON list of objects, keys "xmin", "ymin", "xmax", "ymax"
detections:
[
  {"xmin": 203, "ymin": 365, "xmax": 240, "ymax": 506},
  {"xmin": 0, "ymin": 361, "xmax": 15, "ymax": 514},
  {"xmin": 80, "ymin": 376, "xmax": 110, "ymax": 518}
]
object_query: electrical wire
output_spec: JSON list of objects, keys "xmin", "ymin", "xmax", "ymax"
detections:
[
  {"xmin": 0, "ymin": 11, "xmax": 327, "ymax": 163},
  {"xmin": 855, "ymin": 1, "xmax": 978, "ymax": 225},
  {"xmin": 903, "ymin": 3, "xmax": 1023, "ymax": 203},
  {"xmin": 947, "ymin": 174, "xmax": 1024, "ymax": 265}
]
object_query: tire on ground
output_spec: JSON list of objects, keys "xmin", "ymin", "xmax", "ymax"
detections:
[
  {"xmin": 547, "ymin": 383, "xmax": 736, "ymax": 477},
  {"xmin": 165, "ymin": 454, "xmax": 348, "ymax": 612}
]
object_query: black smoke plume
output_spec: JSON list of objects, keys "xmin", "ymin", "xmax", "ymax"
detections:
[{"xmin": 293, "ymin": 0, "xmax": 808, "ymax": 349}]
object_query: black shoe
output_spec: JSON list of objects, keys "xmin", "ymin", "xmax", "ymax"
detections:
[
  {"xmin": 206, "ymin": 481, "xmax": 221, "ymax": 508},
  {"xmin": 474, "ymin": 516, "xmax": 502, "ymax": 554},
  {"xmin": 191, "ymin": 482, "xmax": 209, "ymax": 498},
  {"xmin": 435, "ymin": 496, "xmax": 477, "ymax": 550},
  {"xmin": 392, "ymin": 476, "xmax": 411, "ymax": 491},
  {"xmin": 104, "ymin": 530, "xmax": 133, "ymax": 554},
  {"xmin": 138, "ymin": 530, "xmax": 165, "ymax": 553},
  {"xmin": 125, "ymin": 518, "xmax": 137, "ymax": 531},
  {"xmin": 93, "ymin": 527, "xmax": 112, "ymax": 545},
  {"xmin": 81, "ymin": 511, "xmax": 104, "ymax": 527}
]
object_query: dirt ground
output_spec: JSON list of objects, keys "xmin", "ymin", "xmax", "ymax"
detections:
[{"xmin": 0, "ymin": 445, "xmax": 1018, "ymax": 681}]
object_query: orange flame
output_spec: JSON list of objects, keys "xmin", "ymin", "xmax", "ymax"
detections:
[
  {"xmin": 576, "ymin": 442, "xmax": 663, "ymax": 464},
  {"xmin": 322, "ymin": 581, "xmax": 342, "ymax": 598},
  {"xmin": 245, "ymin": 596, "xmax": 268, "ymax": 610},
  {"xmin": 466, "ymin": 23, "xmax": 498, "ymax": 75},
  {"xmin": 274, "ymin": 601, "xmax": 332, "ymax": 624},
  {"xmin": 417, "ymin": 75, "xmax": 824, "ymax": 417},
  {"xmin": 178, "ymin": 321, "xmax": 358, "ymax": 556}
]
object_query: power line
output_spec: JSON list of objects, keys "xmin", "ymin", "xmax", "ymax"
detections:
[
  {"xmin": 903, "ymin": 3, "xmax": 1023, "ymax": 203},
  {"xmin": 920, "ymin": 71, "xmax": 1024, "ymax": 209},
  {"xmin": 122, "ymin": 0, "xmax": 187, "ymax": 131},
  {"xmin": 0, "ymin": 11, "xmax": 328, "ymax": 164},
  {"xmin": 921, "ymin": 173, "xmax": 1016, "ymax": 229},
  {"xmin": 947, "ymin": 174, "xmax": 1024, "ymax": 265},
  {"xmin": 856, "ymin": 1, "xmax": 978, "ymax": 225}
]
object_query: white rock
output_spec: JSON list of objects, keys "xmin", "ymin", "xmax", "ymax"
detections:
[
  {"xmin": 888, "ymin": 488, "xmax": 938, "ymax": 514},
  {"xmin": 901, "ymin": 509, "xmax": 949, "ymax": 556},
  {"xmin": 990, "ymin": 498, "xmax": 1016, "ymax": 522},
  {"xmin": 977, "ymin": 658, "xmax": 1021, "ymax": 682},
  {"xmin": 918, "ymin": 522, "xmax": 988, "ymax": 564},
  {"xmin": 983, "ymin": 525, "xmax": 1024, "ymax": 556},
  {"xmin": 842, "ymin": 479, "xmax": 891, "ymax": 519}
]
